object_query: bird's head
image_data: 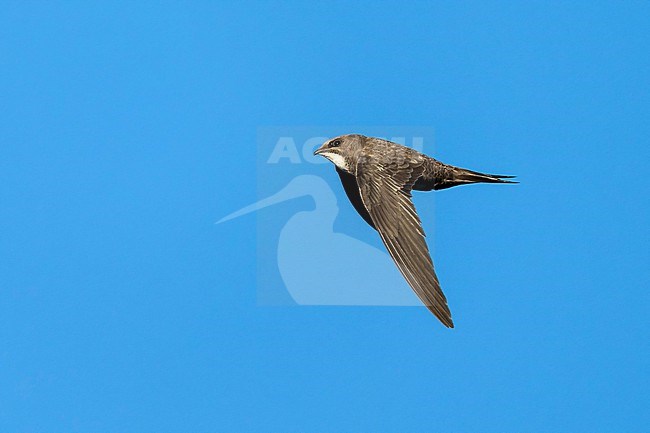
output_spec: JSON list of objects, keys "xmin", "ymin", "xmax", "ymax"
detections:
[{"xmin": 313, "ymin": 134, "xmax": 365, "ymax": 174}]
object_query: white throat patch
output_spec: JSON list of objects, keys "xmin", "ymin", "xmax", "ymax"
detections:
[{"xmin": 320, "ymin": 151, "xmax": 349, "ymax": 171}]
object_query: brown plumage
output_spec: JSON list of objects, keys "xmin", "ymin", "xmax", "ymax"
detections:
[{"xmin": 314, "ymin": 134, "xmax": 516, "ymax": 327}]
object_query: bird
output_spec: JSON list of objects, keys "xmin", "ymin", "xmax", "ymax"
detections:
[{"xmin": 314, "ymin": 134, "xmax": 516, "ymax": 328}]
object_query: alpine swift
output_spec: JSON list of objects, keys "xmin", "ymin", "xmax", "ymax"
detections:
[{"xmin": 314, "ymin": 134, "xmax": 516, "ymax": 328}]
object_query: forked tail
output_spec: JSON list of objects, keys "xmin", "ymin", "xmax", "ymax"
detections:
[{"xmin": 434, "ymin": 167, "xmax": 518, "ymax": 190}]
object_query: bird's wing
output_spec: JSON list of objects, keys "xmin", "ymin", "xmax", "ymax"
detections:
[
  {"xmin": 356, "ymin": 154, "xmax": 453, "ymax": 327},
  {"xmin": 336, "ymin": 167, "xmax": 376, "ymax": 230}
]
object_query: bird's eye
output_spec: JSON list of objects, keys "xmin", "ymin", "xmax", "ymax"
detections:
[{"xmin": 330, "ymin": 140, "xmax": 341, "ymax": 148}]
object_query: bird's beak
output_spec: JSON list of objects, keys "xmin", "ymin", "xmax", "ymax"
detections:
[
  {"xmin": 313, "ymin": 144, "xmax": 328, "ymax": 156},
  {"xmin": 216, "ymin": 179, "xmax": 307, "ymax": 224},
  {"xmin": 217, "ymin": 190, "xmax": 287, "ymax": 224}
]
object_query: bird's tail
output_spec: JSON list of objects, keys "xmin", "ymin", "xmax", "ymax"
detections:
[
  {"xmin": 454, "ymin": 167, "xmax": 517, "ymax": 184},
  {"xmin": 435, "ymin": 167, "xmax": 517, "ymax": 190}
]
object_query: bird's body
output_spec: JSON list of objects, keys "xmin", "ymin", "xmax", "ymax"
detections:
[{"xmin": 314, "ymin": 134, "xmax": 516, "ymax": 328}]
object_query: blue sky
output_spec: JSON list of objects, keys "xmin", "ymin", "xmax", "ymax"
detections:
[{"xmin": 1, "ymin": 2, "xmax": 649, "ymax": 432}]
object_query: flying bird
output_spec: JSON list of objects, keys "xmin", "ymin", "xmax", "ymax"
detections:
[{"xmin": 314, "ymin": 134, "xmax": 516, "ymax": 328}]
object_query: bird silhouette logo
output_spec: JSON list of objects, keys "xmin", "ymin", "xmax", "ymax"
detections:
[{"xmin": 218, "ymin": 174, "xmax": 420, "ymax": 306}]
